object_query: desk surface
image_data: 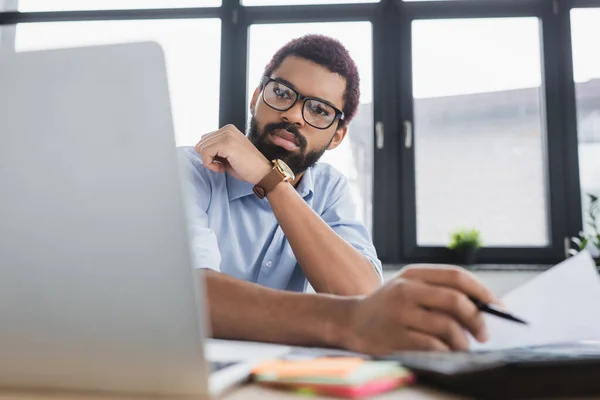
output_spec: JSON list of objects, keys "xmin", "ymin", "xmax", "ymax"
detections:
[
  {"xmin": 0, "ymin": 385, "xmax": 594, "ymax": 400},
  {"xmin": 0, "ymin": 385, "xmax": 464, "ymax": 400},
  {"xmin": 222, "ymin": 384, "xmax": 465, "ymax": 400},
  {"xmin": 222, "ymin": 384, "xmax": 599, "ymax": 400}
]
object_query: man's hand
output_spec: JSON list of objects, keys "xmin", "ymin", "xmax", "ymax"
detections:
[
  {"xmin": 342, "ymin": 265, "xmax": 500, "ymax": 355},
  {"xmin": 195, "ymin": 125, "xmax": 272, "ymax": 185}
]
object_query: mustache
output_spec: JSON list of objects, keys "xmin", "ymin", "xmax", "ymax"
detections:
[{"xmin": 262, "ymin": 122, "xmax": 307, "ymax": 150}]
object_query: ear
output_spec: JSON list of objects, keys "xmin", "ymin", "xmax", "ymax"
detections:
[
  {"xmin": 327, "ymin": 125, "xmax": 348, "ymax": 150},
  {"xmin": 249, "ymin": 86, "xmax": 261, "ymax": 116}
]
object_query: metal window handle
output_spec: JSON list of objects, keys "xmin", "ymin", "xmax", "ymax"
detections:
[
  {"xmin": 375, "ymin": 121, "xmax": 384, "ymax": 149},
  {"xmin": 404, "ymin": 120, "xmax": 413, "ymax": 149}
]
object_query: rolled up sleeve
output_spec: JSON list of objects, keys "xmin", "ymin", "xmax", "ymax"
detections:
[
  {"xmin": 319, "ymin": 173, "xmax": 383, "ymax": 282},
  {"xmin": 179, "ymin": 149, "xmax": 221, "ymax": 272}
]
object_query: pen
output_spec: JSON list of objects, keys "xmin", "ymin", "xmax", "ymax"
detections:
[{"xmin": 469, "ymin": 296, "xmax": 528, "ymax": 325}]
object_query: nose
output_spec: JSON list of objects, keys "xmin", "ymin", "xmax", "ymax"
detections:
[{"xmin": 280, "ymin": 100, "xmax": 304, "ymax": 128}]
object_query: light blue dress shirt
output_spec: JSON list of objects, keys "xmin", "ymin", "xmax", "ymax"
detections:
[{"xmin": 179, "ymin": 146, "xmax": 383, "ymax": 292}]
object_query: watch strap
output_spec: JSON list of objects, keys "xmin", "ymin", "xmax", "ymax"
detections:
[{"xmin": 253, "ymin": 167, "xmax": 286, "ymax": 199}]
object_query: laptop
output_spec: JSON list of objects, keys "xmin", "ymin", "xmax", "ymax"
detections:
[{"xmin": 0, "ymin": 42, "xmax": 289, "ymax": 397}]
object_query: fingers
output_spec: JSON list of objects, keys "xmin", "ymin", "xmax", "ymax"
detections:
[
  {"xmin": 401, "ymin": 265, "xmax": 499, "ymax": 306},
  {"xmin": 195, "ymin": 125, "xmax": 244, "ymax": 170},
  {"xmin": 197, "ymin": 135, "xmax": 226, "ymax": 156},
  {"xmin": 197, "ymin": 139, "xmax": 228, "ymax": 173},
  {"xmin": 204, "ymin": 159, "xmax": 226, "ymax": 173},
  {"xmin": 196, "ymin": 127, "xmax": 239, "ymax": 170},
  {"xmin": 349, "ymin": 280, "xmax": 467, "ymax": 354},
  {"xmin": 350, "ymin": 327, "xmax": 450, "ymax": 356},
  {"xmin": 403, "ymin": 329, "xmax": 451, "ymax": 352},
  {"xmin": 195, "ymin": 125, "xmax": 242, "ymax": 153},
  {"xmin": 406, "ymin": 281, "xmax": 488, "ymax": 343},
  {"xmin": 195, "ymin": 131, "xmax": 219, "ymax": 154},
  {"xmin": 196, "ymin": 132, "xmax": 228, "ymax": 155},
  {"xmin": 351, "ymin": 266, "xmax": 498, "ymax": 354},
  {"xmin": 403, "ymin": 306, "xmax": 471, "ymax": 350}
]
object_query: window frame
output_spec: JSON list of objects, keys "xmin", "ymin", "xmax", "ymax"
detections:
[
  {"xmin": 395, "ymin": 0, "xmax": 570, "ymax": 265},
  {"xmin": 1, "ymin": 0, "xmax": 598, "ymax": 266},
  {"xmin": 563, "ymin": 0, "xmax": 600, "ymax": 253}
]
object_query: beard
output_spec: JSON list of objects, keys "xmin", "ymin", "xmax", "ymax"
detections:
[{"xmin": 247, "ymin": 116, "xmax": 332, "ymax": 175}]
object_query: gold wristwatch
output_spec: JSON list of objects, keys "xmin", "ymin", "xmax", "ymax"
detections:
[{"xmin": 253, "ymin": 159, "xmax": 295, "ymax": 199}]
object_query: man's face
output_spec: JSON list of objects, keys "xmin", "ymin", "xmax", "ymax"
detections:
[{"xmin": 248, "ymin": 56, "xmax": 348, "ymax": 175}]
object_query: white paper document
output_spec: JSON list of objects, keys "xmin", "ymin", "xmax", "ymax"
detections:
[
  {"xmin": 470, "ymin": 251, "xmax": 600, "ymax": 351},
  {"xmin": 205, "ymin": 339, "xmax": 291, "ymax": 362}
]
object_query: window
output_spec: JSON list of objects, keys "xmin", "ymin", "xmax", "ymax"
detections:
[
  {"xmin": 15, "ymin": 19, "xmax": 221, "ymax": 146},
  {"xmin": 18, "ymin": 0, "xmax": 221, "ymax": 12},
  {"xmin": 2, "ymin": 0, "xmax": 591, "ymax": 265},
  {"xmin": 242, "ymin": 0, "xmax": 378, "ymax": 6},
  {"xmin": 411, "ymin": 17, "xmax": 548, "ymax": 247},
  {"xmin": 248, "ymin": 22, "xmax": 374, "ymax": 232},
  {"xmin": 571, "ymin": 8, "xmax": 600, "ymax": 224}
]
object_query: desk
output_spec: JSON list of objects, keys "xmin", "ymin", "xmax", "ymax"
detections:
[
  {"xmin": 0, "ymin": 386, "xmax": 594, "ymax": 400},
  {"xmin": 222, "ymin": 384, "xmax": 465, "ymax": 400},
  {"xmin": 221, "ymin": 384, "xmax": 600, "ymax": 400},
  {"xmin": 0, "ymin": 386, "xmax": 463, "ymax": 400}
]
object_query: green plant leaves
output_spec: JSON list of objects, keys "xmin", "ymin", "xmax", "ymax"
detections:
[
  {"xmin": 570, "ymin": 193, "xmax": 600, "ymax": 261},
  {"xmin": 448, "ymin": 228, "xmax": 483, "ymax": 251}
]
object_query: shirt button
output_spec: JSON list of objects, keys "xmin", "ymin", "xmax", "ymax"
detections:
[{"xmin": 265, "ymin": 260, "xmax": 273, "ymax": 268}]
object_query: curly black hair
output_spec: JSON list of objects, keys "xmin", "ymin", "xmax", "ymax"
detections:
[{"xmin": 262, "ymin": 34, "xmax": 360, "ymax": 127}]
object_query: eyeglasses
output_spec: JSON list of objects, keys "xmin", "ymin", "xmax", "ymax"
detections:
[{"xmin": 260, "ymin": 76, "xmax": 345, "ymax": 130}]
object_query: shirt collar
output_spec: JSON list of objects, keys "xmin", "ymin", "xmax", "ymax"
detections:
[
  {"xmin": 296, "ymin": 166, "xmax": 314, "ymax": 199},
  {"xmin": 226, "ymin": 165, "xmax": 315, "ymax": 202}
]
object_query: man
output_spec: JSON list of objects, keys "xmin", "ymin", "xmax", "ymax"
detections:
[
  {"xmin": 184, "ymin": 34, "xmax": 382, "ymax": 295},
  {"xmin": 182, "ymin": 35, "xmax": 497, "ymax": 354}
]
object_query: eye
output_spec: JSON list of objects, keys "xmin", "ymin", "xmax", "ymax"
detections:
[
  {"xmin": 309, "ymin": 102, "xmax": 331, "ymax": 117},
  {"xmin": 272, "ymin": 85, "xmax": 292, "ymax": 99}
]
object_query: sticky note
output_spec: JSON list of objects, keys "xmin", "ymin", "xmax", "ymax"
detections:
[{"xmin": 252, "ymin": 357, "xmax": 365, "ymax": 379}]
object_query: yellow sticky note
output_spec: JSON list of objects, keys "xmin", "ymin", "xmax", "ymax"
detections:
[{"xmin": 252, "ymin": 357, "xmax": 364, "ymax": 379}]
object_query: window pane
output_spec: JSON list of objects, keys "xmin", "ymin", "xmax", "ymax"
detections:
[
  {"xmin": 18, "ymin": 0, "xmax": 220, "ymax": 12},
  {"xmin": 412, "ymin": 18, "xmax": 548, "ymax": 247},
  {"xmin": 243, "ymin": 0, "xmax": 377, "ymax": 6},
  {"xmin": 248, "ymin": 22, "xmax": 374, "ymax": 232},
  {"xmin": 15, "ymin": 19, "xmax": 221, "ymax": 146},
  {"xmin": 571, "ymin": 8, "xmax": 600, "ymax": 227}
]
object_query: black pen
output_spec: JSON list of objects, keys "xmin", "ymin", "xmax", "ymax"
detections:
[{"xmin": 469, "ymin": 296, "xmax": 528, "ymax": 325}]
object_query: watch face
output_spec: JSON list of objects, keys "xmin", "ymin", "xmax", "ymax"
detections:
[{"xmin": 274, "ymin": 159, "xmax": 295, "ymax": 181}]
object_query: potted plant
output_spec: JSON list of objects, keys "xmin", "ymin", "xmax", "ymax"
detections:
[
  {"xmin": 448, "ymin": 228, "xmax": 483, "ymax": 266},
  {"xmin": 569, "ymin": 193, "xmax": 600, "ymax": 268}
]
